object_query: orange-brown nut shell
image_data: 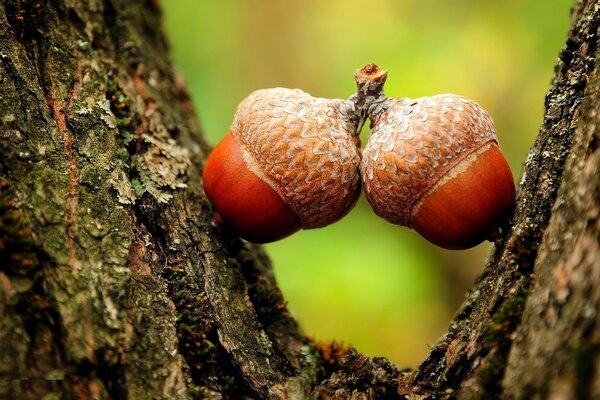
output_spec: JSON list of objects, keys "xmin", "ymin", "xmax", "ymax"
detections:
[
  {"xmin": 361, "ymin": 94, "xmax": 515, "ymax": 249},
  {"xmin": 411, "ymin": 142, "xmax": 516, "ymax": 249},
  {"xmin": 202, "ymin": 132, "xmax": 302, "ymax": 243}
]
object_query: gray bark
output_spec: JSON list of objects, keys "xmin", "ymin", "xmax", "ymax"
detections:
[{"xmin": 0, "ymin": 0, "xmax": 598, "ymax": 399}]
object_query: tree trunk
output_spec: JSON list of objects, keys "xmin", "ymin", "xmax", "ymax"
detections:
[{"xmin": 0, "ymin": 0, "xmax": 598, "ymax": 399}]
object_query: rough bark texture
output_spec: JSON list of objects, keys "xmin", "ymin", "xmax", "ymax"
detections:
[{"xmin": 0, "ymin": 0, "xmax": 598, "ymax": 399}]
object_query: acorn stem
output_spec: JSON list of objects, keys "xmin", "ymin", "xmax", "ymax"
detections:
[
  {"xmin": 349, "ymin": 63, "xmax": 388, "ymax": 135},
  {"xmin": 354, "ymin": 63, "xmax": 388, "ymax": 97}
]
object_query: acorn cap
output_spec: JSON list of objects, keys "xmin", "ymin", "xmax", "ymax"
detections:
[
  {"xmin": 361, "ymin": 94, "xmax": 499, "ymax": 226},
  {"xmin": 232, "ymin": 88, "xmax": 362, "ymax": 229}
]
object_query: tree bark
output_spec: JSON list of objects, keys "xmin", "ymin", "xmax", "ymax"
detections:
[{"xmin": 0, "ymin": 0, "xmax": 598, "ymax": 399}]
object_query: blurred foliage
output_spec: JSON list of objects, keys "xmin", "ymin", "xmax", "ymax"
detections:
[{"xmin": 163, "ymin": 0, "xmax": 572, "ymax": 367}]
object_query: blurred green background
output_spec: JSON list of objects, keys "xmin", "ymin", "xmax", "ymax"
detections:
[{"xmin": 163, "ymin": 0, "xmax": 572, "ymax": 367}]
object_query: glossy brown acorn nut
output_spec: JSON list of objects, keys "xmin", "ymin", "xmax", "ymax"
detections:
[
  {"xmin": 361, "ymin": 94, "xmax": 515, "ymax": 249},
  {"xmin": 202, "ymin": 88, "xmax": 361, "ymax": 243}
]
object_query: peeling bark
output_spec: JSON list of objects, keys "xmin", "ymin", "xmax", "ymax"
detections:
[{"xmin": 0, "ymin": 0, "xmax": 599, "ymax": 399}]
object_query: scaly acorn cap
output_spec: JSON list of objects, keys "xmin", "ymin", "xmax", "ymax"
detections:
[
  {"xmin": 231, "ymin": 88, "xmax": 362, "ymax": 228},
  {"xmin": 361, "ymin": 94, "xmax": 498, "ymax": 226}
]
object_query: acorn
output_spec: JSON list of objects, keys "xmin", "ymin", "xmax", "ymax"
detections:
[
  {"xmin": 361, "ymin": 93, "xmax": 515, "ymax": 249},
  {"xmin": 202, "ymin": 88, "xmax": 362, "ymax": 243}
]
